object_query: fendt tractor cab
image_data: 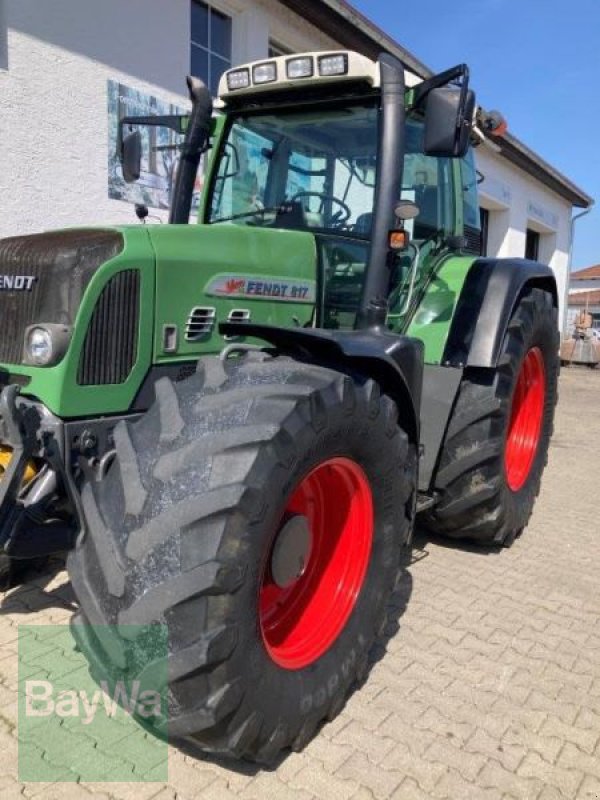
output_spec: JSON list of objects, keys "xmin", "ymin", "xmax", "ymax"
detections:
[{"xmin": 0, "ymin": 51, "xmax": 558, "ymax": 760}]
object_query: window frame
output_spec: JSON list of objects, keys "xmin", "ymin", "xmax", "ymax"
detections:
[{"xmin": 191, "ymin": 0, "xmax": 233, "ymax": 96}]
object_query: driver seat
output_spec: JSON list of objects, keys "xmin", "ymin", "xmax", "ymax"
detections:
[{"xmin": 354, "ymin": 212, "xmax": 372, "ymax": 236}]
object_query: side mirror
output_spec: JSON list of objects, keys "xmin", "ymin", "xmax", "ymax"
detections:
[
  {"xmin": 424, "ymin": 87, "xmax": 476, "ymax": 158},
  {"xmin": 121, "ymin": 130, "xmax": 142, "ymax": 183}
]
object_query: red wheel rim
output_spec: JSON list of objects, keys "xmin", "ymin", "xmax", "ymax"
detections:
[
  {"xmin": 259, "ymin": 457, "xmax": 373, "ymax": 670},
  {"xmin": 505, "ymin": 347, "xmax": 546, "ymax": 492}
]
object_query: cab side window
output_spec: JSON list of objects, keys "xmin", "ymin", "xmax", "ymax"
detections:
[{"xmin": 403, "ymin": 118, "xmax": 454, "ymax": 239}]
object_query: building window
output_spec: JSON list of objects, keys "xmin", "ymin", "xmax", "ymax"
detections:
[
  {"xmin": 525, "ymin": 228, "xmax": 540, "ymax": 261},
  {"xmin": 191, "ymin": 1, "xmax": 232, "ymax": 96},
  {"xmin": 268, "ymin": 40, "xmax": 292, "ymax": 58}
]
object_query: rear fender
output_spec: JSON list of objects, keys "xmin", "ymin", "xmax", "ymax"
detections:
[
  {"xmin": 219, "ymin": 322, "xmax": 423, "ymax": 446},
  {"xmin": 443, "ymin": 258, "xmax": 557, "ymax": 368}
]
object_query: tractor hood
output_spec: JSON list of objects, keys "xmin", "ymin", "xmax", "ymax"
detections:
[
  {"xmin": 146, "ymin": 224, "xmax": 318, "ymax": 363},
  {"xmin": 0, "ymin": 229, "xmax": 123, "ymax": 365}
]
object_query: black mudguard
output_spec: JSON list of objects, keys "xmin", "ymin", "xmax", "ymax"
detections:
[
  {"xmin": 219, "ymin": 322, "xmax": 424, "ymax": 446},
  {"xmin": 443, "ymin": 258, "xmax": 558, "ymax": 368}
]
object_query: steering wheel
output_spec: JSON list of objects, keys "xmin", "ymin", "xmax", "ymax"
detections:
[{"xmin": 291, "ymin": 191, "xmax": 352, "ymax": 227}]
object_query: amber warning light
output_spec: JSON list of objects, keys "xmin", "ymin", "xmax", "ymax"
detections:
[{"xmin": 389, "ymin": 230, "xmax": 409, "ymax": 250}]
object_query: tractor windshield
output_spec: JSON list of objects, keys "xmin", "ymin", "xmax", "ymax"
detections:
[
  {"xmin": 207, "ymin": 104, "xmax": 454, "ymax": 329},
  {"xmin": 207, "ymin": 103, "xmax": 378, "ymax": 236}
]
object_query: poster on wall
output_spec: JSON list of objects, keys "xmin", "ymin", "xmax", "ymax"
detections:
[{"xmin": 107, "ymin": 80, "xmax": 202, "ymax": 212}]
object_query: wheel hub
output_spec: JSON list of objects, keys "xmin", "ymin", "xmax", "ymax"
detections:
[{"xmin": 270, "ymin": 514, "xmax": 312, "ymax": 589}]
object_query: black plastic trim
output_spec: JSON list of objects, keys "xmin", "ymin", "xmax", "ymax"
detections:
[
  {"xmin": 418, "ymin": 364, "xmax": 463, "ymax": 492},
  {"xmin": 443, "ymin": 258, "xmax": 558, "ymax": 368}
]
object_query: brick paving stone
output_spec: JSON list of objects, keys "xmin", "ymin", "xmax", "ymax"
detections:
[
  {"xmin": 465, "ymin": 727, "xmax": 526, "ymax": 773},
  {"xmin": 579, "ymin": 774, "xmax": 600, "ymax": 799},
  {"xmin": 431, "ymin": 768, "xmax": 514, "ymax": 800},
  {"xmin": 518, "ymin": 751, "xmax": 584, "ymax": 797},
  {"xmin": 333, "ymin": 720, "xmax": 397, "ymax": 764},
  {"xmin": 336, "ymin": 752, "xmax": 403, "ymax": 799},
  {"xmin": 479, "ymin": 760, "xmax": 544, "ymax": 799},
  {"xmin": 291, "ymin": 763, "xmax": 359, "ymax": 800},
  {"xmin": 80, "ymin": 782, "xmax": 167, "ymax": 800},
  {"xmin": 389, "ymin": 777, "xmax": 431, "ymax": 800}
]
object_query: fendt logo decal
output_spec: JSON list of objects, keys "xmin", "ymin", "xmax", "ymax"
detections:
[
  {"xmin": 205, "ymin": 274, "xmax": 316, "ymax": 304},
  {"xmin": 0, "ymin": 275, "xmax": 37, "ymax": 291}
]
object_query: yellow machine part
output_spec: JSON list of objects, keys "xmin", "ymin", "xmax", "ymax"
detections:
[{"xmin": 0, "ymin": 446, "xmax": 38, "ymax": 484}]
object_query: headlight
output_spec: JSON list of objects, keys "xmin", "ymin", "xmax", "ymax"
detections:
[
  {"xmin": 252, "ymin": 62, "xmax": 277, "ymax": 84},
  {"xmin": 286, "ymin": 57, "xmax": 313, "ymax": 79},
  {"xmin": 318, "ymin": 54, "xmax": 349, "ymax": 77},
  {"xmin": 23, "ymin": 324, "xmax": 72, "ymax": 367},
  {"xmin": 226, "ymin": 68, "xmax": 250, "ymax": 91}
]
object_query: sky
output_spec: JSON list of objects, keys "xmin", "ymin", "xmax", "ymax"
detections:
[{"xmin": 350, "ymin": 0, "xmax": 599, "ymax": 270}]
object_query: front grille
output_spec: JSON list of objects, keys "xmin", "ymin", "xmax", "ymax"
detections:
[
  {"xmin": 463, "ymin": 225, "xmax": 483, "ymax": 256},
  {"xmin": 0, "ymin": 229, "xmax": 123, "ymax": 365},
  {"xmin": 77, "ymin": 270, "xmax": 140, "ymax": 385}
]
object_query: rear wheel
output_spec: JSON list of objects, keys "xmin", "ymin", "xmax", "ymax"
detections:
[
  {"xmin": 423, "ymin": 287, "xmax": 558, "ymax": 546},
  {"xmin": 68, "ymin": 354, "xmax": 416, "ymax": 761}
]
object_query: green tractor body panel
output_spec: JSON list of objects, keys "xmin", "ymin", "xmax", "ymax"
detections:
[
  {"xmin": 405, "ymin": 254, "xmax": 478, "ymax": 365},
  {"xmin": 149, "ymin": 224, "xmax": 317, "ymax": 362}
]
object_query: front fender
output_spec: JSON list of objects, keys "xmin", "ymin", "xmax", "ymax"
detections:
[{"xmin": 443, "ymin": 258, "xmax": 557, "ymax": 368}]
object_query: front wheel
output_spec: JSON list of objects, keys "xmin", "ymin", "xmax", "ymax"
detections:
[
  {"xmin": 423, "ymin": 287, "xmax": 559, "ymax": 547},
  {"xmin": 68, "ymin": 355, "xmax": 416, "ymax": 761}
]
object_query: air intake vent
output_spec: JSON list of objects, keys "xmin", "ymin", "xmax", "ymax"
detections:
[
  {"xmin": 186, "ymin": 307, "xmax": 216, "ymax": 341},
  {"xmin": 77, "ymin": 270, "xmax": 140, "ymax": 385},
  {"xmin": 463, "ymin": 225, "xmax": 483, "ymax": 256}
]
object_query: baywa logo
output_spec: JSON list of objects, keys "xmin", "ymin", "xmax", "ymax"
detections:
[
  {"xmin": 24, "ymin": 678, "xmax": 162, "ymax": 726},
  {"xmin": 18, "ymin": 625, "xmax": 169, "ymax": 783}
]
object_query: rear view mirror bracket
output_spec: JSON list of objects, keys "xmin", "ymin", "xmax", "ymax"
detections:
[{"xmin": 412, "ymin": 64, "xmax": 475, "ymax": 159}]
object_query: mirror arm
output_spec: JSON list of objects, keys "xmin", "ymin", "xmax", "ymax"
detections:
[
  {"xmin": 411, "ymin": 64, "xmax": 470, "ymax": 109},
  {"xmin": 117, "ymin": 115, "xmax": 189, "ymax": 160}
]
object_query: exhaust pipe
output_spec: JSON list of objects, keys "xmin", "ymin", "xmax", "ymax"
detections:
[{"xmin": 169, "ymin": 77, "xmax": 214, "ymax": 225}]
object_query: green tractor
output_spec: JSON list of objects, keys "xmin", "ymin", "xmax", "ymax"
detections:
[{"xmin": 0, "ymin": 50, "xmax": 558, "ymax": 760}]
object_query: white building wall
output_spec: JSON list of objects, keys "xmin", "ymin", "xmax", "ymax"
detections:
[
  {"xmin": 476, "ymin": 146, "xmax": 572, "ymax": 330},
  {"xmin": 2, "ymin": 0, "xmax": 190, "ymax": 234}
]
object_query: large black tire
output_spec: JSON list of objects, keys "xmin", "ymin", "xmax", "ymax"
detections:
[
  {"xmin": 67, "ymin": 354, "xmax": 416, "ymax": 762},
  {"xmin": 423, "ymin": 287, "xmax": 559, "ymax": 547}
]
